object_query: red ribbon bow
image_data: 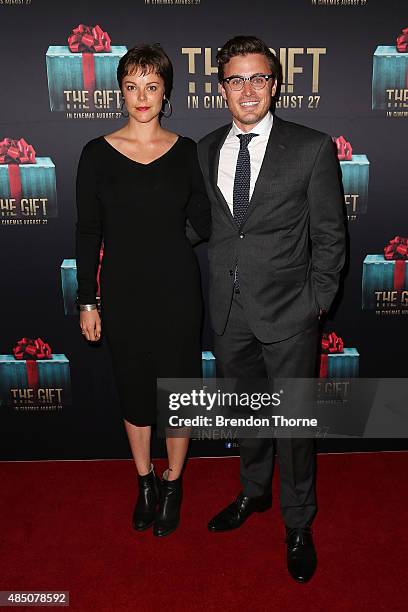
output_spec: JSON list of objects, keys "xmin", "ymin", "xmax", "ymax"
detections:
[
  {"xmin": 396, "ymin": 27, "xmax": 408, "ymax": 53},
  {"xmin": 384, "ymin": 236, "xmax": 408, "ymax": 260},
  {"xmin": 68, "ymin": 24, "xmax": 111, "ymax": 53},
  {"xmin": 0, "ymin": 137, "xmax": 36, "ymax": 202},
  {"xmin": 320, "ymin": 332, "xmax": 344, "ymax": 378},
  {"xmin": 13, "ymin": 337, "xmax": 52, "ymax": 360},
  {"xmin": 384, "ymin": 236, "xmax": 408, "ymax": 292},
  {"xmin": 67, "ymin": 25, "xmax": 111, "ymax": 110},
  {"xmin": 321, "ymin": 332, "xmax": 344, "ymax": 354},
  {"xmin": 12, "ymin": 337, "xmax": 52, "ymax": 393},
  {"xmin": 333, "ymin": 136, "xmax": 352, "ymax": 161},
  {"xmin": 0, "ymin": 137, "xmax": 36, "ymax": 165}
]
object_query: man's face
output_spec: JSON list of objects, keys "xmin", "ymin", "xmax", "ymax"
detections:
[{"xmin": 219, "ymin": 53, "xmax": 277, "ymax": 132}]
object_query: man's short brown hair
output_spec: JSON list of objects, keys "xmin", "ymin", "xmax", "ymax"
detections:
[{"xmin": 216, "ymin": 35, "xmax": 280, "ymax": 84}]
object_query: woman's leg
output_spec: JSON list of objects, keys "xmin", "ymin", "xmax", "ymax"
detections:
[
  {"xmin": 165, "ymin": 435, "xmax": 189, "ymax": 480},
  {"xmin": 125, "ymin": 420, "xmax": 160, "ymax": 531},
  {"xmin": 124, "ymin": 420, "xmax": 152, "ymax": 475},
  {"xmin": 153, "ymin": 435, "xmax": 188, "ymax": 537}
]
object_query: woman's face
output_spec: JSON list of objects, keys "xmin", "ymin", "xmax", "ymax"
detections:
[{"xmin": 122, "ymin": 65, "xmax": 166, "ymax": 123}]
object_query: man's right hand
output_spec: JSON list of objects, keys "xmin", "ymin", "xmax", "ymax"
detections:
[{"xmin": 80, "ymin": 309, "xmax": 102, "ymax": 342}]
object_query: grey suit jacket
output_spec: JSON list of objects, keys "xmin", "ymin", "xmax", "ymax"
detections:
[{"xmin": 197, "ymin": 115, "xmax": 346, "ymax": 343}]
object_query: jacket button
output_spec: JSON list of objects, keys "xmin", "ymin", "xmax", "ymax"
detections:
[
  {"xmin": 239, "ymin": 233, "xmax": 244, "ymax": 239},
  {"xmin": 229, "ymin": 270, "xmax": 233, "ymax": 276}
]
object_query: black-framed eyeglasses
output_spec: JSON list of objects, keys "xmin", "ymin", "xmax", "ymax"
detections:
[{"xmin": 222, "ymin": 74, "xmax": 274, "ymax": 91}]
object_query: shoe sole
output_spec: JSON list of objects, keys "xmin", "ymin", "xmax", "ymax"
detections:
[
  {"xmin": 153, "ymin": 521, "xmax": 179, "ymax": 537},
  {"xmin": 289, "ymin": 573, "xmax": 315, "ymax": 584},
  {"xmin": 208, "ymin": 501, "xmax": 272, "ymax": 532},
  {"xmin": 132, "ymin": 519, "xmax": 155, "ymax": 531}
]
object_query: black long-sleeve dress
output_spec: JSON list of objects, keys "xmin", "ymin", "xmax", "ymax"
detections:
[{"xmin": 75, "ymin": 136, "xmax": 211, "ymax": 426}]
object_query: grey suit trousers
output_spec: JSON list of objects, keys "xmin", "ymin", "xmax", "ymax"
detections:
[{"xmin": 214, "ymin": 290, "xmax": 320, "ymax": 528}]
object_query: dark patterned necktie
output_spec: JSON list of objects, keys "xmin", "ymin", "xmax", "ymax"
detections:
[
  {"xmin": 233, "ymin": 132, "xmax": 258, "ymax": 291},
  {"xmin": 233, "ymin": 132, "xmax": 258, "ymax": 226}
]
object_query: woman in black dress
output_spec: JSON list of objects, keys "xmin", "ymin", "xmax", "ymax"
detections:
[{"xmin": 76, "ymin": 44, "xmax": 210, "ymax": 537}]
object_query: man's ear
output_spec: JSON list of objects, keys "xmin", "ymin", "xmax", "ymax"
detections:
[
  {"xmin": 271, "ymin": 80, "xmax": 278, "ymax": 98},
  {"xmin": 218, "ymin": 82, "xmax": 227, "ymax": 101}
]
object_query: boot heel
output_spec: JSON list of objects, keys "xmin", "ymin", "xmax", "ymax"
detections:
[
  {"xmin": 153, "ymin": 473, "xmax": 183, "ymax": 537},
  {"xmin": 132, "ymin": 467, "xmax": 160, "ymax": 531}
]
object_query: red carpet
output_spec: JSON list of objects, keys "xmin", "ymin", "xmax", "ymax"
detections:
[{"xmin": 1, "ymin": 453, "xmax": 407, "ymax": 611}]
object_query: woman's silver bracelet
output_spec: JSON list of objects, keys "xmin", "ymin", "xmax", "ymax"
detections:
[{"xmin": 79, "ymin": 304, "xmax": 97, "ymax": 312}]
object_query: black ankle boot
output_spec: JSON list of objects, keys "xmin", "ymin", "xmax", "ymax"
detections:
[
  {"xmin": 153, "ymin": 472, "xmax": 183, "ymax": 537},
  {"xmin": 132, "ymin": 467, "xmax": 160, "ymax": 531}
]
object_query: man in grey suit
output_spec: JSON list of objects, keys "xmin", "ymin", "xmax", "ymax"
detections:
[{"xmin": 197, "ymin": 36, "xmax": 346, "ymax": 583}]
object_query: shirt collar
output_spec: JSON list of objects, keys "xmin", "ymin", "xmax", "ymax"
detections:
[{"xmin": 231, "ymin": 111, "xmax": 273, "ymax": 138}]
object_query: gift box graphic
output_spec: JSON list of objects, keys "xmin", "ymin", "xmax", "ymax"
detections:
[
  {"xmin": 319, "ymin": 333, "xmax": 359, "ymax": 378},
  {"xmin": 0, "ymin": 338, "xmax": 71, "ymax": 406},
  {"xmin": 334, "ymin": 136, "xmax": 369, "ymax": 216},
  {"xmin": 61, "ymin": 248, "xmax": 103, "ymax": 315},
  {"xmin": 0, "ymin": 138, "xmax": 57, "ymax": 218},
  {"xmin": 61, "ymin": 259, "xmax": 79, "ymax": 314},
  {"xmin": 202, "ymin": 351, "xmax": 216, "ymax": 379},
  {"xmin": 46, "ymin": 24, "xmax": 127, "ymax": 112},
  {"xmin": 362, "ymin": 237, "xmax": 408, "ymax": 309},
  {"xmin": 372, "ymin": 28, "xmax": 408, "ymax": 110}
]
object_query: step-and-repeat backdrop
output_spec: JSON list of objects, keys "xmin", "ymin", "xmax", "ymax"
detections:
[{"xmin": 1, "ymin": 0, "xmax": 407, "ymax": 460}]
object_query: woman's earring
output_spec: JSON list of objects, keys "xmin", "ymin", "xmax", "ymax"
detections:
[
  {"xmin": 162, "ymin": 96, "xmax": 172, "ymax": 118},
  {"xmin": 121, "ymin": 98, "xmax": 129, "ymax": 118}
]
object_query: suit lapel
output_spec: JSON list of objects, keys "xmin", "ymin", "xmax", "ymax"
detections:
[
  {"xmin": 206, "ymin": 116, "xmax": 288, "ymax": 229},
  {"xmin": 208, "ymin": 125, "xmax": 237, "ymax": 228},
  {"xmin": 241, "ymin": 116, "xmax": 287, "ymax": 228}
]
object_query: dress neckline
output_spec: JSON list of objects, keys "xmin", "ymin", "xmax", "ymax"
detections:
[{"xmin": 101, "ymin": 134, "xmax": 181, "ymax": 167}]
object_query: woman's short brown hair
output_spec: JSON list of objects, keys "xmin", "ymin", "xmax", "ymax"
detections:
[{"xmin": 117, "ymin": 43, "xmax": 173, "ymax": 98}]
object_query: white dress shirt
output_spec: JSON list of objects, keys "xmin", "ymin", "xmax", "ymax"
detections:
[{"xmin": 217, "ymin": 111, "xmax": 274, "ymax": 214}]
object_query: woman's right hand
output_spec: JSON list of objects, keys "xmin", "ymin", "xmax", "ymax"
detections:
[{"xmin": 80, "ymin": 309, "xmax": 102, "ymax": 342}]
